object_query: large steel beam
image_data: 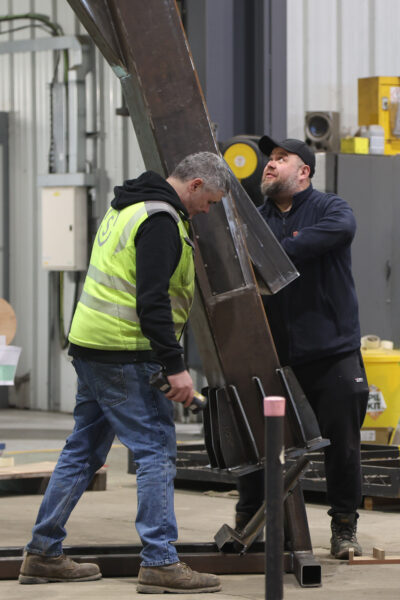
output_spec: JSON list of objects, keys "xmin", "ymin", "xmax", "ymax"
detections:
[
  {"xmin": 63, "ymin": 0, "xmax": 321, "ymax": 577},
  {"xmin": 67, "ymin": 0, "xmax": 300, "ymax": 467}
]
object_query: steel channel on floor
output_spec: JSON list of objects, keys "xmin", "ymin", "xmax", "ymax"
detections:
[{"xmin": 0, "ymin": 543, "xmax": 321, "ymax": 586}]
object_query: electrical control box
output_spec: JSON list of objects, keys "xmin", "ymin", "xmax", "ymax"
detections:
[{"xmin": 41, "ymin": 186, "xmax": 87, "ymax": 270}]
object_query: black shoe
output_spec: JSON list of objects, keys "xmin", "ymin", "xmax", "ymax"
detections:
[{"xmin": 330, "ymin": 512, "xmax": 362, "ymax": 559}]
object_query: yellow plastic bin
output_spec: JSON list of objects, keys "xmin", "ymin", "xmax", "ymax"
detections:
[{"xmin": 361, "ymin": 348, "xmax": 400, "ymax": 444}]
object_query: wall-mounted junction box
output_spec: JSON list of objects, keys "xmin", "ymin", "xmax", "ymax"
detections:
[{"xmin": 41, "ymin": 186, "xmax": 87, "ymax": 270}]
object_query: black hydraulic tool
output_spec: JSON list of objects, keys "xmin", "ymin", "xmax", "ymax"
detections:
[{"xmin": 149, "ymin": 368, "xmax": 207, "ymax": 413}]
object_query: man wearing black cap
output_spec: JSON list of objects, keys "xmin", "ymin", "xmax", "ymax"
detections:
[{"xmin": 236, "ymin": 136, "xmax": 369, "ymax": 559}]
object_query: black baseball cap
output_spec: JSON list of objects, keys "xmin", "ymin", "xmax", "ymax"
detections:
[{"xmin": 258, "ymin": 136, "xmax": 315, "ymax": 178}]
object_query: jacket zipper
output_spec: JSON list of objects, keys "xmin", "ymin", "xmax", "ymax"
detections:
[{"xmin": 279, "ymin": 212, "xmax": 292, "ymax": 363}]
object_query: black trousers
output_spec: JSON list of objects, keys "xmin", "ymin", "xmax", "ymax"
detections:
[{"xmin": 237, "ymin": 349, "xmax": 369, "ymax": 516}]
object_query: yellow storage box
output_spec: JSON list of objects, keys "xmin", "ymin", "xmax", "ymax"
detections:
[
  {"xmin": 340, "ymin": 137, "xmax": 369, "ymax": 154},
  {"xmin": 358, "ymin": 76, "xmax": 400, "ymax": 155},
  {"xmin": 362, "ymin": 348, "xmax": 400, "ymax": 444}
]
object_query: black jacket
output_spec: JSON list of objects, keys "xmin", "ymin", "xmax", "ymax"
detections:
[
  {"xmin": 258, "ymin": 184, "xmax": 361, "ymax": 366},
  {"xmin": 69, "ymin": 171, "xmax": 189, "ymax": 374}
]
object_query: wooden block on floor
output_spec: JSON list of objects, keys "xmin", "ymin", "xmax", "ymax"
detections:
[
  {"xmin": 363, "ymin": 496, "xmax": 400, "ymax": 511},
  {"xmin": 0, "ymin": 461, "xmax": 58, "ymax": 480},
  {"xmin": 87, "ymin": 468, "xmax": 107, "ymax": 491},
  {"xmin": 0, "ymin": 461, "xmax": 107, "ymax": 493},
  {"xmin": 349, "ymin": 550, "xmax": 400, "ymax": 565},
  {"xmin": 373, "ymin": 547, "xmax": 385, "ymax": 560}
]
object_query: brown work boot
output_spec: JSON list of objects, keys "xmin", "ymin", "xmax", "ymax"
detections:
[
  {"xmin": 18, "ymin": 552, "xmax": 101, "ymax": 584},
  {"xmin": 137, "ymin": 561, "xmax": 221, "ymax": 593}
]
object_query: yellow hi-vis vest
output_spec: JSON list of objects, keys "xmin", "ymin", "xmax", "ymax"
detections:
[{"xmin": 68, "ymin": 201, "xmax": 195, "ymax": 351}]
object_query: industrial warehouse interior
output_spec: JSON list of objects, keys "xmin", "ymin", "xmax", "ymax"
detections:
[{"xmin": 2, "ymin": 1, "xmax": 400, "ymax": 599}]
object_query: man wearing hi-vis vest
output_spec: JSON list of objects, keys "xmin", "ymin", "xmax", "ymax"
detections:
[{"xmin": 20, "ymin": 152, "xmax": 231, "ymax": 594}]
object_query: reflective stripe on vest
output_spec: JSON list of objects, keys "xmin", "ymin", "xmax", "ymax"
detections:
[
  {"xmin": 79, "ymin": 289, "xmax": 186, "ymax": 334},
  {"xmin": 68, "ymin": 200, "xmax": 194, "ymax": 351},
  {"xmin": 114, "ymin": 202, "xmax": 180, "ymax": 255}
]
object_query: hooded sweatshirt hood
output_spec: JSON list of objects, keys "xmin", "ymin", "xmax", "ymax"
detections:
[{"xmin": 111, "ymin": 170, "xmax": 189, "ymax": 218}]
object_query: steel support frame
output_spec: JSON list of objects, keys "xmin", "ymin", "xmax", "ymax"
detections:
[
  {"xmin": 288, "ymin": 446, "xmax": 400, "ymax": 498},
  {"xmin": 174, "ymin": 443, "xmax": 400, "ymax": 499},
  {"xmin": 262, "ymin": 0, "xmax": 287, "ymax": 140},
  {"xmin": 184, "ymin": 0, "xmax": 287, "ymax": 142}
]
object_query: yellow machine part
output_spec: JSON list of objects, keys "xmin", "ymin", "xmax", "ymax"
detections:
[
  {"xmin": 224, "ymin": 142, "xmax": 258, "ymax": 180},
  {"xmin": 358, "ymin": 76, "xmax": 400, "ymax": 155},
  {"xmin": 340, "ymin": 137, "xmax": 369, "ymax": 154}
]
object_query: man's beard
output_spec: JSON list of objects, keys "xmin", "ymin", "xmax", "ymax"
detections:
[{"xmin": 260, "ymin": 173, "xmax": 298, "ymax": 198}]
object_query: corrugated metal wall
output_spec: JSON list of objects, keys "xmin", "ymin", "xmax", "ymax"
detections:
[
  {"xmin": 0, "ymin": 1, "xmax": 144, "ymax": 412},
  {"xmin": 287, "ymin": 0, "xmax": 400, "ymax": 139},
  {"xmin": 1, "ymin": 0, "xmax": 400, "ymax": 411}
]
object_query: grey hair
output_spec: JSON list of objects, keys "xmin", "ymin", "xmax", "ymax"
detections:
[{"xmin": 171, "ymin": 152, "xmax": 231, "ymax": 195}]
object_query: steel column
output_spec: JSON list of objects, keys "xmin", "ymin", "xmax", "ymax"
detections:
[{"xmin": 261, "ymin": 0, "xmax": 287, "ymax": 139}]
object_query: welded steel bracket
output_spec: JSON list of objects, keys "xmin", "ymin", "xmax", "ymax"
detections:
[
  {"xmin": 214, "ymin": 455, "xmax": 311, "ymax": 553},
  {"xmin": 212, "ymin": 371, "xmax": 329, "ymax": 578}
]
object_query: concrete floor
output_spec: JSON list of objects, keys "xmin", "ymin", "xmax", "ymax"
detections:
[{"xmin": 1, "ymin": 408, "xmax": 400, "ymax": 599}]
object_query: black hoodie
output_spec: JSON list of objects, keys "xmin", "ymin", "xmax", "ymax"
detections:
[{"xmin": 69, "ymin": 171, "xmax": 189, "ymax": 374}]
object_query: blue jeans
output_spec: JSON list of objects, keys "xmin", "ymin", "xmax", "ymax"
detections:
[{"xmin": 26, "ymin": 358, "xmax": 179, "ymax": 567}]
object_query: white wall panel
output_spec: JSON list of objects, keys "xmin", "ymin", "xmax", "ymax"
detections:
[
  {"xmin": 374, "ymin": 0, "xmax": 400, "ymax": 74},
  {"xmin": 10, "ymin": 0, "xmax": 36, "ymax": 408},
  {"xmin": 127, "ymin": 123, "xmax": 146, "ymax": 180},
  {"xmin": 0, "ymin": 0, "xmax": 11, "ymax": 110},
  {"xmin": 7, "ymin": 0, "xmax": 400, "ymax": 412},
  {"xmin": 305, "ymin": 0, "xmax": 339, "ymax": 109},
  {"xmin": 338, "ymin": 0, "xmax": 370, "ymax": 135},
  {"xmin": 31, "ymin": 1, "xmax": 54, "ymax": 410},
  {"xmin": 287, "ymin": 0, "xmax": 400, "ymax": 138},
  {"xmin": 0, "ymin": 1, "xmax": 145, "ymax": 412},
  {"xmin": 103, "ymin": 66, "xmax": 125, "ymax": 204}
]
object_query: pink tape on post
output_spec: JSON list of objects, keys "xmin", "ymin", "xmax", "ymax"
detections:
[{"xmin": 264, "ymin": 396, "xmax": 285, "ymax": 417}]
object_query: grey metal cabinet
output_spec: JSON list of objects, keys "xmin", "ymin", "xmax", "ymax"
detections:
[{"xmin": 336, "ymin": 154, "xmax": 400, "ymax": 344}]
